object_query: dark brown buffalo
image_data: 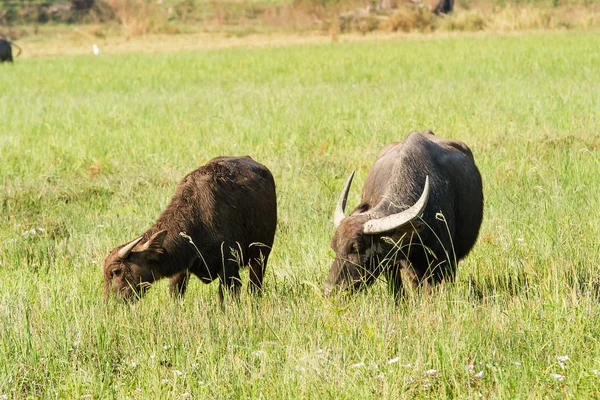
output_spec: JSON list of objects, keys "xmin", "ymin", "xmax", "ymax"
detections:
[
  {"xmin": 103, "ymin": 156, "xmax": 277, "ymax": 302},
  {"xmin": 0, "ymin": 38, "xmax": 21, "ymax": 63},
  {"xmin": 325, "ymin": 131, "xmax": 483, "ymax": 297},
  {"xmin": 433, "ymin": 0, "xmax": 454, "ymax": 15}
]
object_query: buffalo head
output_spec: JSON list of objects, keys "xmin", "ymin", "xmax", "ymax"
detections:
[
  {"xmin": 103, "ymin": 230, "xmax": 167, "ymax": 301},
  {"xmin": 324, "ymin": 172, "xmax": 430, "ymax": 296}
]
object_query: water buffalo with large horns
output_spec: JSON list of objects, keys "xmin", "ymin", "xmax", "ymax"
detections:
[
  {"xmin": 103, "ymin": 156, "xmax": 277, "ymax": 302},
  {"xmin": 324, "ymin": 131, "xmax": 483, "ymax": 297}
]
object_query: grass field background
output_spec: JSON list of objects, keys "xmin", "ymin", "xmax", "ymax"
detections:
[{"xmin": 1, "ymin": 30, "xmax": 600, "ymax": 398}]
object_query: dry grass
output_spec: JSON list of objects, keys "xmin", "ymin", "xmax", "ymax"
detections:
[
  {"xmin": 14, "ymin": 26, "xmax": 579, "ymax": 59},
  {"xmin": 379, "ymin": 6, "xmax": 436, "ymax": 33},
  {"xmin": 438, "ymin": 10, "xmax": 487, "ymax": 31},
  {"xmin": 2, "ymin": 0, "xmax": 599, "ymax": 41},
  {"xmin": 321, "ymin": 1, "xmax": 600, "ymax": 35},
  {"xmin": 9, "ymin": 19, "xmax": 599, "ymax": 60},
  {"xmin": 103, "ymin": 0, "xmax": 178, "ymax": 36}
]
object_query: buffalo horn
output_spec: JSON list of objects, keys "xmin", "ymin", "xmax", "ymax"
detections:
[
  {"xmin": 118, "ymin": 237, "xmax": 144, "ymax": 260},
  {"xmin": 333, "ymin": 171, "xmax": 356, "ymax": 228},
  {"xmin": 363, "ymin": 176, "xmax": 430, "ymax": 234}
]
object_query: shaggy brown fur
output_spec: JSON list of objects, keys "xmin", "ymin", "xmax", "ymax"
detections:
[{"xmin": 103, "ymin": 156, "xmax": 277, "ymax": 302}]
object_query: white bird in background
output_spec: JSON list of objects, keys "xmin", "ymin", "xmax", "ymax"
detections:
[{"xmin": 92, "ymin": 43, "xmax": 100, "ymax": 56}]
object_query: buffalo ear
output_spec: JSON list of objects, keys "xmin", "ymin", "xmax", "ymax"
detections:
[{"xmin": 140, "ymin": 230, "xmax": 167, "ymax": 253}]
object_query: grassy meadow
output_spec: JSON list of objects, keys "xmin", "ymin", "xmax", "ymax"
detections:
[{"xmin": 1, "ymin": 30, "xmax": 600, "ymax": 398}]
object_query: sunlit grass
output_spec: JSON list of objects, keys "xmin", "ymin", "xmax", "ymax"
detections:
[{"xmin": 0, "ymin": 30, "xmax": 599, "ymax": 398}]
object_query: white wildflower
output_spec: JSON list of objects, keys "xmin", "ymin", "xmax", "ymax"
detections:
[
  {"xmin": 405, "ymin": 375, "xmax": 415, "ymax": 384},
  {"xmin": 516, "ymin": 237, "xmax": 524, "ymax": 244},
  {"xmin": 402, "ymin": 363, "xmax": 413, "ymax": 368},
  {"xmin": 316, "ymin": 349, "xmax": 324, "ymax": 354},
  {"xmin": 387, "ymin": 357, "xmax": 400, "ymax": 365},
  {"xmin": 181, "ymin": 392, "xmax": 192, "ymax": 398},
  {"xmin": 23, "ymin": 229, "xmax": 37, "ymax": 237},
  {"xmin": 173, "ymin": 370, "xmax": 183, "ymax": 376},
  {"xmin": 161, "ymin": 379, "xmax": 170, "ymax": 384},
  {"xmin": 351, "ymin": 362, "xmax": 365, "ymax": 368},
  {"xmin": 424, "ymin": 369, "xmax": 437, "ymax": 377},
  {"xmin": 550, "ymin": 373, "xmax": 565, "ymax": 381},
  {"xmin": 191, "ymin": 363, "xmax": 199, "ymax": 369},
  {"xmin": 557, "ymin": 355, "xmax": 569, "ymax": 370},
  {"xmin": 163, "ymin": 345, "xmax": 171, "ymax": 350},
  {"xmin": 252, "ymin": 350, "xmax": 266, "ymax": 358},
  {"xmin": 423, "ymin": 383, "xmax": 432, "ymax": 389},
  {"xmin": 97, "ymin": 224, "xmax": 104, "ymax": 229},
  {"xmin": 466, "ymin": 364, "xmax": 474, "ymax": 373},
  {"xmin": 73, "ymin": 332, "xmax": 81, "ymax": 348},
  {"xmin": 474, "ymin": 371, "xmax": 484, "ymax": 378},
  {"xmin": 514, "ymin": 361, "xmax": 522, "ymax": 366},
  {"xmin": 135, "ymin": 387, "xmax": 142, "ymax": 392},
  {"xmin": 130, "ymin": 361, "xmax": 137, "ymax": 368},
  {"xmin": 0, "ymin": 395, "xmax": 7, "ymax": 400},
  {"xmin": 93, "ymin": 44, "xmax": 100, "ymax": 55},
  {"xmin": 593, "ymin": 370, "xmax": 600, "ymax": 376},
  {"xmin": 150, "ymin": 354, "xmax": 156, "ymax": 360},
  {"xmin": 198, "ymin": 381, "xmax": 205, "ymax": 385}
]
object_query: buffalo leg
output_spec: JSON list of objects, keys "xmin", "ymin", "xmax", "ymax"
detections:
[
  {"xmin": 399, "ymin": 260, "xmax": 426, "ymax": 296},
  {"xmin": 386, "ymin": 266, "xmax": 404, "ymax": 299},
  {"xmin": 169, "ymin": 269, "xmax": 191, "ymax": 299},
  {"xmin": 218, "ymin": 267, "xmax": 242, "ymax": 304},
  {"xmin": 248, "ymin": 247, "xmax": 269, "ymax": 295}
]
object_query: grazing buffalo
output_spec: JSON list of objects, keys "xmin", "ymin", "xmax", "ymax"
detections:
[
  {"xmin": 325, "ymin": 131, "xmax": 483, "ymax": 297},
  {"xmin": 103, "ymin": 156, "xmax": 277, "ymax": 302},
  {"xmin": 0, "ymin": 38, "xmax": 21, "ymax": 63}
]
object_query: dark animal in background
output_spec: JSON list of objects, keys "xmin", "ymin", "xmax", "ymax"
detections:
[
  {"xmin": 0, "ymin": 38, "xmax": 21, "ymax": 63},
  {"xmin": 433, "ymin": 0, "xmax": 454, "ymax": 15},
  {"xmin": 103, "ymin": 156, "xmax": 277, "ymax": 302},
  {"xmin": 324, "ymin": 130, "xmax": 483, "ymax": 297},
  {"xmin": 71, "ymin": 0, "xmax": 95, "ymax": 11}
]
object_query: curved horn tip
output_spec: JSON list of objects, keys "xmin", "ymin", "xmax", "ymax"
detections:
[
  {"xmin": 420, "ymin": 175, "xmax": 430, "ymax": 198},
  {"xmin": 117, "ymin": 236, "xmax": 144, "ymax": 260},
  {"xmin": 333, "ymin": 170, "xmax": 356, "ymax": 228}
]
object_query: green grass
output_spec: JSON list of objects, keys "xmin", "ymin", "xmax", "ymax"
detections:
[{"xmin": 1, "ymin": 30, "xmax": 600, "ymax": 398}]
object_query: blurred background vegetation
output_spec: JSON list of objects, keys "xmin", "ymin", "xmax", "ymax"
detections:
[{"xmin": 1, "ymin": 0, "xmax": 599, "ymax": 42}]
